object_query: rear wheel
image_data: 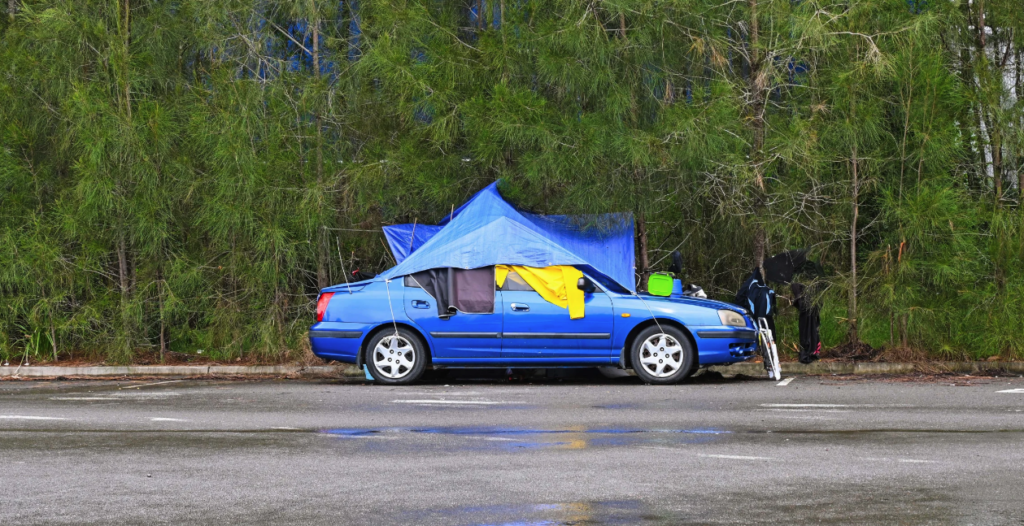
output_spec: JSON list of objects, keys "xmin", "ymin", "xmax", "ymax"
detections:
[
  {"xmin": 631, "ymin": 325, "xmax": 696, "ymax": 385},
  {"xmin": 365, "ymin": 327, "xmax": 427, "ymax": 385}
]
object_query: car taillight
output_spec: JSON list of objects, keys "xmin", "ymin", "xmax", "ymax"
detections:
[{"xmin": 316, "ymin": 292, "xmax": 335, "ymax": 322}]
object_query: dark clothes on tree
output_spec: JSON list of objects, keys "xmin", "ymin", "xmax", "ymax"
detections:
[
  {"xmin": 791, "ymin": 282, "xmax": 822, "ymax": 364},
  {"xmin": 410, "ymin": 267, "xmax": 496, "ymax": 317},
  {"xmin": 763, "ymin": 249, "xmax": 808, "ymax": 284}
]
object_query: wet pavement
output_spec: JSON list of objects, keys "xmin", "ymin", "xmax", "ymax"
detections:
[{"xmin": 2, "ymin": 371, "xmax": 1023, "ymax": 525}]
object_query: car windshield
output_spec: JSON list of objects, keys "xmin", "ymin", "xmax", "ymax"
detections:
[{"xmin": 578, "ymin": 267, "xmax": 630, "ymax": 294}]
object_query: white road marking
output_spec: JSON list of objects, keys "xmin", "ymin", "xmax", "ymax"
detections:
[
  {"xmin": 776, "ymin": 377, "xmax": 795, "ymax": 386},
  {"xmin": 997, "ymin": 388, "xmax": 1024, "ymax": 393},
  {"xmin": 121, "ymin": 380, "xmax": 186, "ymax": 390},
  {"xmin": 863, "ymin": 457, "xmax": 938, "ymax": 464},
  {"xmin": 0, "ymin": 415, "xmax": 66, "ymax": 420},
  {"xmin": 398, "ymin": 391, "xmax": 487, "ymax": 396},
  {"xmin": 149, "ymin": 417, "xmax": 187, "ymax": 422},
  {"xmin": 115, "ymin": 392, "xmax": 181, "ymax": 397},
  {"xmin": 760, "ymin": 403, "xmax": 914, "ymax": 408},
  {"xmin": 763, "ymin": 409, "xmax": 851, "ymax": 413},
  {"xmin": 699, "ymin": 454, "xmax": 774, "ymax": 461},
  {"xmin": 50, "ymin": 397, "xmax": 119, "ymax": 401},
  {"xmin": 392, "ymin": 399, "xmax": 509, "ymax": 405},
  {"xmin": 761, "ymin": 403, "xmax": 854, "ymax": 408}
]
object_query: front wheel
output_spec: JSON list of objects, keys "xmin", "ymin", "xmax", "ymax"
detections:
[
  {"xmin": 365, "ymin": 327, "xmax": 427, "ymax": 385},
  {"xmin": 631, "ymin": 325, "xmax": 696, "ymax": 385}
]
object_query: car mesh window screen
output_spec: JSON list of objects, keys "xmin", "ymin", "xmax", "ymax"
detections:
[
  {"xmin": 449, "ymin": 267, "xmax": 496, "ymax": 314},
  {"xmin": 409, "ymin": 267, "xmax": 496, "ymax": 316}
]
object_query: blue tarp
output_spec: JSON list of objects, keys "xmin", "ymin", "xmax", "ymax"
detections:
[
  {"xmin": 383, "ymin": 224, "xmax": 443, "ymax": 264},
  {"xmin": 378, "ymin": 182, "xmax": 636, "ymax": 291}
]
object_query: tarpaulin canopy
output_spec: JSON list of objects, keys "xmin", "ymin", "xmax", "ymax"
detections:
[
  {"xmin": 378, "ymin": 181, "xmax": 636, "ymax": 291},
  {"xmin": 382, "ymin": 224, "xmax": 443, "ymax": 264}
]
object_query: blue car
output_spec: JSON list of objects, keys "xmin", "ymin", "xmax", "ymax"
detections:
[
  {"xmin": 310, "ymin": 182, "xmax": 758, "ymax": 384},
  {"xmin": 310, "ymin": 269, "xmax": 758, "ymax": 385}
]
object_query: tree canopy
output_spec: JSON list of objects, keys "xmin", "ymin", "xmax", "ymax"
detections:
[{"xmin": 1, "ymin": 0, "xmax": 1022, "ymax": 364}]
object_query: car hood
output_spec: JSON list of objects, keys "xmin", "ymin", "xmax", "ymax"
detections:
[{"xmin": 633, "ymin": 293, "xmax": 746, "ymax": 314}]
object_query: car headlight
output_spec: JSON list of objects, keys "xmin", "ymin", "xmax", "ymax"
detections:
[{"xmin": 718, "ymin": 309, "xmax": 747, "ymax": 327}]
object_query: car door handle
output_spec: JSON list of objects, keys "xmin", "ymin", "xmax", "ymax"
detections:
[
  {"xmin": 412, "ymin": 300, "xmax": 430, "ymax": 309},
  {"xmin": 510, "ymin": 303, "xmax": 529, "ymax": 312}
]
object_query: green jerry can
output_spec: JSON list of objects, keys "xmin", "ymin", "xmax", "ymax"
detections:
[{"xmin": 647, "ymin": 272, "xmax": 674, "ymax": 297}]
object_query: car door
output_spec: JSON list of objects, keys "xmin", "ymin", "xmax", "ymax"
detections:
[
  {"xmin": 403, "ymin": 275, "xmax": 503, "ymax": 359},
  {"xmin": 499, "ymin": 271, "xmax": 614, "ymax": 360}
]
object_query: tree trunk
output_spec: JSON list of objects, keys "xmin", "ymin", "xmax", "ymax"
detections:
[
  {"xmin": 977, "ymin": 0, "xmax": 986, "ymax": 49},
  {"xmin": 636, "ymin": 212, "xmax": 650, "ymax": 290},
  {"xmin": 317, "ymin": 227, "xmax": 329, "ymax": 290},
  {"xmin": 312, "ymin": 23, "xmax": 319, "ymax": 73},
  {"xmin": 121, "ymin": 0, "xmax": 131, "ymax": 120},
  {"xmin": 157, "ymin": 268, "xmax": 167, "ymax": 362},
  {"xmin": 1018, "ymin": 49, "xmax": 1024, "ymax": 200},
  {"xmin": 8, "ymin": 0, "xmax": 17, "ymax": 21},
  {"xmin": 118, "ymin": 231, "xmax": 129, "ymax": 295},
  {"xmin": 956, "ymin": 11, "xmax": 982, "ymax": 193},
  {"xmin": 748, "ymin": 0, "xmax": 765, "ymax": 191},
  {"xmin": 747, "ymin": 0, "xmax": 768, "ymax": 270},
  {"xmin": 899, "ymin": 313, "xmax": 908, "ymax": 349},
  {"xmin": 313, "ymin": 19, "xmax": 329, "ymax": 290},
  {"xmin": 849, "ymin": 143, "xmax": 860, "ymax": 343},
  {"xmin": 992, "ymin": 125, "xmax": 1003, "ymax": 203}
]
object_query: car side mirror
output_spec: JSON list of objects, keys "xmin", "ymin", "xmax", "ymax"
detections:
[{"xmin": 577, "ymin": 276, "xmax": 596, "ymax": 293}]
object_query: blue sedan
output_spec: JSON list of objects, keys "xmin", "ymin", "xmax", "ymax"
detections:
[{"xmin": 310, "ymin": 268, "xmax": 759, "ymax": 385}]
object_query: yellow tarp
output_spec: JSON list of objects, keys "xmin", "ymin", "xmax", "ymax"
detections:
[{"xmin": 495, "ymin": 265, "xmax": 585, "ymax": 319}]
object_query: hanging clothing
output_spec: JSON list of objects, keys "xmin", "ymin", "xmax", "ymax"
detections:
[
  {"xmin": 409, "ymin": 267, "xmax": 496, "ymax": 317},
  {"xmin": 763, "ymin": 249, "xmax": 809, "ymax": 284},
  {"xmin": 792, "ymin": 282, "xmax": 822, "ymax": 364},
  {"xmin": 736, "ymin": 267, "xmax": 777, "ymax": 343},
  {"xmin": 496, "ymin": 265, "xmax": 585, "ymax": 319},
  {"xmin": 735, "ymin": 268, "xmax": 777, "ymax": 318}
]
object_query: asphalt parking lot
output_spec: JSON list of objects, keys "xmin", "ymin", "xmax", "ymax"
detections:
[{"xmin": 2, "ymin": 371, "xmax": 1023, "ymax": 525}]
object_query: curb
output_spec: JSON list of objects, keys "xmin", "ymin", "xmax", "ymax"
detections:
[
  {"xmin": 0, "ymin": 364, "xmax": 364, "ymax": 379},
  {"xmin": 707, "ymin": 361, "xmax": 1024, "ymax": 377},
  {"xmin": 2, "ymin": 362, "xmax": 1023, "ymax": 379}
]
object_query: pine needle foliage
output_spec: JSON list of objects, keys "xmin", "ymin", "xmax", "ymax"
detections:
[{"xmin": 1, "ymin": 0, "xmax": 1022, "ymax": 363}]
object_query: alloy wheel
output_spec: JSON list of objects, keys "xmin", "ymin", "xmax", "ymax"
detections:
[
  {"xmin": 372, "ymin": 334, "xmax": 416, "ymax": 379},
  {"xmin": 638, "ymin": 333, "xmax": 683, "ymax": 378}
]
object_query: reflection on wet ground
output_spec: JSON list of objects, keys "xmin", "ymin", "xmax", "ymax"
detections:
[
  {"xmin": 404, "ymin": 499, "xmax": 674, "ymax": 526},
  {"xmin": 323, "ymin": 426, "xmax": 728, "ymax": 451}
]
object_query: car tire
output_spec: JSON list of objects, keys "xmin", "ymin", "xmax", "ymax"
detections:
[
  {"xmin": 365, "ymin": 327, "xmax": 427, "ymax": 385},
  {"xmin": 630, "ymin": 325, "xmax": 696, "ymax": 385}
]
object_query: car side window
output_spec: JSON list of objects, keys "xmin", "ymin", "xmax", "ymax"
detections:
[
  {"xmin": 404, "ymin": 275, "xmax": 421, "ymax": 288},
  {"xmin": 501, "ymin": 271, "xmax": 535, "ymax": 292}
]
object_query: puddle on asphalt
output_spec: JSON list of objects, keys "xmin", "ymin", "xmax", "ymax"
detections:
[
  {"xmin": 322, "ymin": 426, "xmax": 728, "ymax": 451},
  {"xmin": 401, "ymin": 499, "xmax": 675, "ymax": 525}
]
